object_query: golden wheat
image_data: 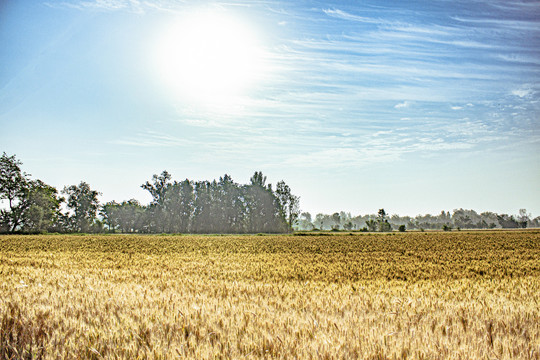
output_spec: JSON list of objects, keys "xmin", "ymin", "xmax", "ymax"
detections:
[{"xmin": 1, "ymin": 231, "xmax": 539, "ymax": 359}]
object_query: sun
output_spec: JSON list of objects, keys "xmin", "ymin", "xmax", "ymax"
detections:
[{"xmin": 155, "ymin": 10, "xmax": 264, "ymax": 105}]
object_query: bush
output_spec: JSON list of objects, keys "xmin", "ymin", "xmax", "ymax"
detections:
[{"xmin": 398, "ymin": 225, "xmax": 406, "ymax": 232}]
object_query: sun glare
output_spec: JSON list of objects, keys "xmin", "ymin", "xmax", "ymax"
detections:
[{"xmin": 155, "ymin": 10, "xmax": 264, "ymax": 105}]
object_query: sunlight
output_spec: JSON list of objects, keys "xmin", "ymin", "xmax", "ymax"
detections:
[{"xmin": 155, "ymin": 10, "xmax": 264, "ymax": 106}]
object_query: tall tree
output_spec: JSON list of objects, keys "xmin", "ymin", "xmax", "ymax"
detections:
[
  {"xmin": 298, "ymin": 212, "xmax": 314, "ymax": 230},
  {"xmin": 165, "ymin": 179, "xmax": 194, "ymax": 233},
  {"xmin": 332, "ymin": 212, "xmax": 341, "ymax": 230},
  {"xmin": 0, "ymin": 153, "xmax": 62, "ymax": 233},
  {"xmin": 517, "ymin": 209, "xmax": 530, "ymax": 228},
  {"xmin": 0, "ymin": 153, "xmax": 31, "ymax": 232},
  {"xmin": 20, "ymin": 180, "xmax": 63, "ymax": 233},
  {"xmin": 101, "ymin": 201, "xmax": 119, "ymax": 232},
  {"xmin": 377, "ymin": 208, "xmax": 392, "ymax": 232},
  {"xmin": 245, "ymin": 172, "xmax": 286, "ymax": 233},
  {"xmin": 192, "ymin": 180, "xmax": 213, "ymax": 233},
  {"xmin": 141, "ymin": 171, "xmax": 172, "ymax": 232},
  {"xmin": 276, "ymin": 180, "xmax": 300, "ymax": 232},
  {"xmin": 63, "ymin": 182, "xmax": 101, "ymax": 233}
]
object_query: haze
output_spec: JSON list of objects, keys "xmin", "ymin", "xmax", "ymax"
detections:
[{"xmin": 1, "ymin": 0, "xmax": 539, "ymax": 217}]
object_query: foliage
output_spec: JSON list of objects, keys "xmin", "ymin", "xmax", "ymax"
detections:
[
  {"xmin": 275, "ymin": 180, "xmax": 300, "ymax": 232},
  {"xmin": 62, "ymin": 182, "xmax": 101, "ymax": 233},
  {"xmin": 139, "ymin": 171, "xmax": 292, "ymax": 233},
  {"xmin": 0, "ymin": 153, "xmax": 63, "ymax": 233},
  {"xmin": 365, "ymin": 219, "xmax": 378, "ymax": 232},
  {"xmin": 101, "ymin": 199, "xmax": 145, "ymax": 233},
  {"xmin": 297, "ymin": 208, "xmax": 538, "ymax": 231}
]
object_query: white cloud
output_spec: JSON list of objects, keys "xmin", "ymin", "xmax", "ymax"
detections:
[
  {"xmin": 284, "ymin": 147, "xmax": 400, "ymax": 169},
  {"xmin": 322, "ymin": 8, "xmax": 381, "ymax": 24},
  {"xmin": 512, "ymin": 88, "xmax": 532, "ymax": 98},
  {"xmin": 394, "ymin": 101, "xmax": 410, "ymax": 109},
  {"xmin": 451, "ymin": 106, "xmax": 463, "ymax": 110}
]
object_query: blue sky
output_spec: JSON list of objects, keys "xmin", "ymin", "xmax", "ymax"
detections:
[{"xmin": 1, "ymin": 0, "xmax": 539, "ymax": 217}]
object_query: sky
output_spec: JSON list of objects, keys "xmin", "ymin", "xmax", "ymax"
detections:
[{"xmin": 1, "ymin": 0, "xmax": 539, "ymax": 217}]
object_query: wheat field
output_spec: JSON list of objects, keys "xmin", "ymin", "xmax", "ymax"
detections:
[{"xmin": 1, "ymin": 231, "xmax": 539, "ymax": 359}]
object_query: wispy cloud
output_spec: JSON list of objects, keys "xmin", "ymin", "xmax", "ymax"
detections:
[
  {"xmin": 394, "ymin": 101, "xmax": 410, "ymax": 109},
  {"xmin": 112, "ymin": 130, "xmax": 197, "ymax": 147},
  {"xmin": 45, "ymin": 0, "xmax": 144, "ymax": 12},
  {"xmin": 322, "ymin": 8, "xmax": 382, "ymax": 24},
  {"xmin": 451, "ymin": 16, "xmax": 540, "ymax": 31}
]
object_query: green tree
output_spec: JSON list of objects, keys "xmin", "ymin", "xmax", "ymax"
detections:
[
  {"xmin": 111, "ymin": 199, "xmax": 145, "ymax": 233},
  {"xmin": 517, "ymin": 209, "xmax": 530, "ymax": 228},
  {"xmin": 377, "ymin": 209, "xmax": 392, "ymax": 232},
  {"xmin": 192, "ymin": 180, "xmax": 213, "ymax": 233},
  {"xmin": 298, "ymin": 212, "xmax": 314, "ymax": 230},
  {"xmin": 165, "ymin": 179, "xmax": 194, "ymax": 233},
  {"xmin": 365, "ymin": 219, "xmax": 378, "ymax": 232},
  {"xmin": 276, "ymin": 180, "xmax": 300, "ymax": 232},
  {"xmin": 0, "ymin": 153, "xmax": 31, "ymax": 232},
  {"xmin": 331, "ymin": 212, "xmax": 341, "ymax": 230},
  {"xmin": 0, "ymin": 153, "xmax": 63, "ymax": 233},
  {"xmin": 245, "ymin": 172, "xmax": 286, "ymax": 233},
  {"xmin": 141, "ymin": 171, "xmax": 172, "ymax": 233},
  {"xmin": 63, "ymin": 182, "xmax": 101, "ymax": 233},
  {"xmin": 101, "ymin": 201, "xmax": 120, "ymax": 232},
  {"xmin": 21, "ymin": 180, "xmax": 63, "ymax": 233}
]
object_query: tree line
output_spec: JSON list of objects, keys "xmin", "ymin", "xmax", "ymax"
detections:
[
  {"xmin": 0, "ymin": 153, "xmax": 299, "ymax": 234},
  {"xmin": 297, "ymin": 208, "xmax": 539, "ymax": 231}
]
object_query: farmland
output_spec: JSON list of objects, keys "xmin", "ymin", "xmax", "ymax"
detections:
[{"xmin": 1, "ymin": 231, "xmax": 539, "ymax": 359}]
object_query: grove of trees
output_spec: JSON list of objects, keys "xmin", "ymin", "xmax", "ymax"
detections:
[{"xmin": 0, "ymin": 153, "xmax": 298, "ymax": 234}]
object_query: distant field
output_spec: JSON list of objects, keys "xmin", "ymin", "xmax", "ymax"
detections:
[{"xmin": 1, "ymin": 231, "xmax": 539, "ymax": 359}]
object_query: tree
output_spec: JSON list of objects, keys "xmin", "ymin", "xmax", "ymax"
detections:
[
  {"xmin": 141, "ymin": 171, "xmax": 172, "ymax": 205},
  {"xmin": 0, "ymin": 153, "xmax": 63, "ymax": 233},
  {"xmin": 517, "ymin": 209, "xmax": 530, "ymax": 228},
  {"xmin": 20, "ymin": 180, "xmax": 63, "ymax": 233},
  {"xmin": 496, "ymin": 214, "xmax": 519, "ymax": 229},
  {"xmin": 377, "ymin": 209, "xmax": 392, "ymax": 232},
  {"xmin": 331, "ymin": 212, "xmax": 341, "ymax": 230},
  {"xmin": 276, "ymin": 180, "xmax": 300, "ymax": 232},
  {"xmin": 314, "ymin": 213, "xmax": 327, "ymax": 230},
  {"xmin": 365, "ymin": 219, "xmax": 378, "ymax": 232},
  {"xmin": 101, "ymin": 201, "xmax": 120, "ymax": 232},
  {"xmin": 245, "ymin": 172, "xmax": 286, "ymax": 233},
  {"xmin": 116, "ymin": 199, "xmax": 145, "ymax": 233},
  {"xmin": 141, "ymin": 171, "xmax": 172, "ymax": 233},
  {"xmin": 63, "ymin": 182, "xmax": 101, "ymax": 232},
  {"xmin": 298, "ymin": 212, "xmax": 314, "ymax": 230},
  {"xmin": 0, "ymin": 153, "xmax": 31, "ymax": 232},
  {"xmin": 165, "ymin": 179, "xmax": 194, "ymax": 233},
  {"xmin": 192, "ymin": 180, "xmax": 214, "ymax": 233}
]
